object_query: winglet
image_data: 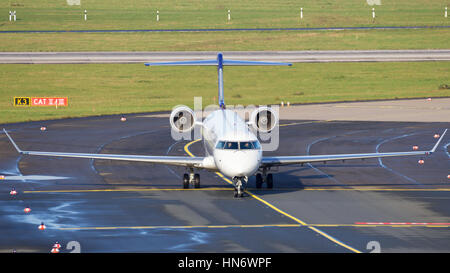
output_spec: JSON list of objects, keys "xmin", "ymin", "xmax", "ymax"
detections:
[
  {"xmin": 430, "ymin": 129, "xmax": 447, "ymax": 153},
  {"xmin": 2, "ymin": 129, "xmax": 23, "ymax": 154}
]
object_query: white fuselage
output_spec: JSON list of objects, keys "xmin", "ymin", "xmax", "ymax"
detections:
[{"xmin": 202, "ymin": 109, "xmax": 262, "ymax": 178}]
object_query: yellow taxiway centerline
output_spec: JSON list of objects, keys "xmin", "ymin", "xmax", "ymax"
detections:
[
  {"xmin": 59, "ymin": 224, "xmax": 302, "ymax": 231},
  {"xmin": 23, "ymin": 187, "xmax": 450, "ymax": 194},
  {"xmin": 58, "ymin": 223, "xmax": 450, "ymax": 231},
  {"xmin": 23, "ymin": 187, "xmax": 234, "ymax": 194}
]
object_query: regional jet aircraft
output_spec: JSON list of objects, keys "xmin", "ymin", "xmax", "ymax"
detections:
[{"xmin": 3, "ymin": 53, "xmax": 447, "ymax": 197}]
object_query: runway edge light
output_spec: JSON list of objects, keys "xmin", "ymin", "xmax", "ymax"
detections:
[
  {"xmin": 38, "ymin": 222, "xmax": 46, "ymax": 230},
  {"xmin": 10, "ymin": 188, "xmax": 17, "ymax": 196}
]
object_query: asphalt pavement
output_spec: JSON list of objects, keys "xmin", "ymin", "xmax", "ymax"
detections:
[{"xmin": 0, "ymin": 101, "xmax": 449, "ymax": 253}]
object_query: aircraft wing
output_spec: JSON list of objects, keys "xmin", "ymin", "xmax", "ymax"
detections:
[
  {"xmin": 261, "ymin": 129, "xmax": 447, "ymax": 167},
  {"xmin": 2, "ymin": 129, "xmax": 208, "ymax": 169}
]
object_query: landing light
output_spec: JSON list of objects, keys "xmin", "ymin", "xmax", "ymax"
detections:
[
  {"xmin": 24, "ymin": 207, "xmax": 31, "ymax": 213},
  {"xmin": 412, "ymin": 146, "xmax": 419, "ymax": 150},
  {"xmin": 434, "ymin": 134, "xmax": 440, "ymax": 139},
  {"xmin": 40, "ymin": 126, "xmax": 47, "ymax": 131},
  {"xmin": 418, "ymin": 159, "xmax": 424, "ymax": 165}
]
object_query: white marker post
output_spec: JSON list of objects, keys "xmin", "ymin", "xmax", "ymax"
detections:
[
  {"xmin": 157, "ymin": 10, "xmax": 159, "ymax": 22},
  {"xmin": 9, "ymin": 11, "xmax": 11, "ymax": 22},
  {"xmin": 13, "ymin": 11, "xmax": 16, "ymax": 22},
  {"xmin": 445, "ymin": 7, "xmax": 448, "ymax": 18},
  {"xmin": 372, "ymin": 7, "xmax": 375, "ymax": 20},
  {"xmin": 300, "ymin": 8, "xmax": 303, "ymax": 20},
  {"xmin": 84, "ymin": 9, "xmax": 87, "ymax": 21},
  {"xmin": 228, "ymin": 10, "xmax": 231, "ymax": 21}
]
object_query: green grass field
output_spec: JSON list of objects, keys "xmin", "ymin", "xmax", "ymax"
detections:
[
  {"xmin": 0, "ymin": 0, "xmax": 448, "ymax": 52},
  {"xmin": 0, "ymin": 62, "xmax": 448, "ymax": 124},
  {"xmin": 0, "ymin": 1, "xmax": 448, "ymax": 124},
  {"xmin": 1, "ymin": 0, "xmax": 449, "ymax": 31},
  {"xmin": 1, "ymin": 28, "xmax": 449, "ymax": 52}
]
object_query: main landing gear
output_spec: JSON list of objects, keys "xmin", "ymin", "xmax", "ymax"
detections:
[
  {"xmin": 183, "ymin": 168, "xmax": 200, "ymax": 189},
  {"xmin": 255, "ymin": 169, "xmax": 274, "ymax": 189}
]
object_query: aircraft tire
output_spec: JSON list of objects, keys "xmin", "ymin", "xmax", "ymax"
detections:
[
  {"xmin": 183, "ymin": 173, "xmax": 189, "ymax": 189},
  {"xmin": 267, "ymin": 173, "xmax": 273, "ymax": 189}
]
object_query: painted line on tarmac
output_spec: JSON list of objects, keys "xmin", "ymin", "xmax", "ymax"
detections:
[
  {"xmin": 59, "ymin": 224, "xmax": 302, "ymax": 231},
  {"xmin": 252, "ymin": 187, "xmax": 450, "ymax": 192},
  {"xmin": 375, "ymin": 132, "xmax": 424, "ymax": 186},
  {"xmin": 23, "ymin": 185, "xmax": 450, "ymax": 193},
  {"xmin": 2, "ymin": 25, "xmax": 450, "ymax": 34},
  {"xmin": 23, "ymin": 187, "xmax": 233, "ymax": 194},
  {"xmin": 184, "ymin": 139, "xmax": 362, "ymax": 253},
  {"xmin": 23, "ymin": 187, "xmax": 450, "ymax": 194},
  {"xmin": 279, "ymin": 120, "xmax": 332, "ymax": 127},
  {"xmin": 58, "ymin": 222, "xmax": 450, "ymax": 231}
]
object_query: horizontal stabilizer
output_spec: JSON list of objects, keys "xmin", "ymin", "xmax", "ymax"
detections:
[
  {"xmin": 145, "ymin": 59, "xmax": 218, "ymax": 66},
  {"xmin": 145, "ymin": 53, "xmax": 292, "ymax": 109},
  {"xmin": 223, "ymin": 59, "xmax": 292, "ymax": 66},
  {"xmin": 145, "ymin": 54, "xmax": 292, "ymax": 67}
]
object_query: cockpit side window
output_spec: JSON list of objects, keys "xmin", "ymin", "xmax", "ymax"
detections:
[
  {"xmin": 216, "ymin": 141, "xmax": 226, "ymax": 149},
  {"xmin": 252, "ymin": 141, "xmax": 261, "ymax": 149}
]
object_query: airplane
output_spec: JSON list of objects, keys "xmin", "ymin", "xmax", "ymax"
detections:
[{"xmin": 2, "ymin": 53, "xmax": 448, "ymax": 197}]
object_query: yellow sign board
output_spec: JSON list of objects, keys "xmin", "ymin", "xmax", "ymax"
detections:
[{"xmin": 14, "ymin": 97, "xmax": 31, "ymax": 106}]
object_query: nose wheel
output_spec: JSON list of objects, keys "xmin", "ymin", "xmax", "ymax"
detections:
[
  {"xmin": 233, "ymin": 176, "xmax": 248, "ymax": 198},
  {"xmin": 183, "ymin": 170, "xmax": 200, "ymax": 189}
]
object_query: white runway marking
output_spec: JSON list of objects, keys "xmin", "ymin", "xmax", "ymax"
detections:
[{"xmin": 375, "ymin": 132, "xmax": 424, "ymax": 186}]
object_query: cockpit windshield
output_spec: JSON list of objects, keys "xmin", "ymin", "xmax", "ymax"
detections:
[
  {"xmin": 239, "ymin": 142, "xmax": 253, "ymax": 149},
  {"xmin": 216, "ymin": 141, "xmax": 260, "ymax": 150},
  {"xmin": 224, "ymin": 141, "xmax": 238, "ymax": 149}
]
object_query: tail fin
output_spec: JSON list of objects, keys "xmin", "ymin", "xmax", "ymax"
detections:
[{"xmin": 145, "ymin": 53, "xmax": 292, "ymax": 109}]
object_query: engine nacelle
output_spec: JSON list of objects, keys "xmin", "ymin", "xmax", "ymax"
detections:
[
  {"xmin": 249, "ymin": 106, "xmax": 278, "ymax": 133},
  {"xmin": 170, "ymin": 106, "xmax": 195, "ymax": 133}
]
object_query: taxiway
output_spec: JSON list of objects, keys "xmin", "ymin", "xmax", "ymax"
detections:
[{"xmin": 0, "ymin": 99, "xmax": 449, "ymax": 252}]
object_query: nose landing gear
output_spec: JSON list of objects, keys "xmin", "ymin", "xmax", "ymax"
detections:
[{"xmin": 233, "ymin": 176, "xmax": 248, "ymax": 198}]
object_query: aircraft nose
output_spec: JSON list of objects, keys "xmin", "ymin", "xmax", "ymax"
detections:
[{"xmin": 217, "ymin": 150, "xmax": 261, "ymax": 177}]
